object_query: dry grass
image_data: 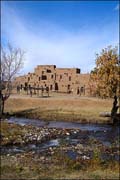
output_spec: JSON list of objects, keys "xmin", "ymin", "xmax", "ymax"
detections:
[
  {"xmin": 56, "ymin": 168, "xmax": 119, "ymax": 179},
  {"xmin": 1, "ymin": 154, "xmax": 119, "ymax": 180},
  {"xmin": 4, "ymin": 93, "xmax": 113, "ymax": 123}
]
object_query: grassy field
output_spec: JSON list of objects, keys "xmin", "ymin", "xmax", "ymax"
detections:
[{"xmin": 4, "ymin": 92, "xmax": 113, "ymax": 123}]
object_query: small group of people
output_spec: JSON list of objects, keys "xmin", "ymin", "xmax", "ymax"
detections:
[
  {"xmin": 77, "ymin": 86, "xmax": 85, "ymax": 96},
  {"xmin": 16, "ymin": 84, "xmax": 50, "ymax": 97},
  {"xmin": 16, "ymin": 85, "xmax": 21, "ymax": 94},
  {"xmin": 16, "ymin": 84, "xmax": 23, "ymax": 94},
  {"xmin": 40, "ymin": 85, "xmax": 49, "ymax": 97}
]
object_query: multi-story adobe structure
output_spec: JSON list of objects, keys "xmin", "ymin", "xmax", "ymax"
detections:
[{"xmin": 14, "ymin": 65, "xmax": 90, "ymax": 95}]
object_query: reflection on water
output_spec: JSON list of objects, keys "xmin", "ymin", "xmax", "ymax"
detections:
[
  {"xmin": 1, "ymin": 139, "xmax": 60, "ymax": 155},
  {"xmin": 8, "ymin": 117, "xmax": 119, "ymax": 131}
]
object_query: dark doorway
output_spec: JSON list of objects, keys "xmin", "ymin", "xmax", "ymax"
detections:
[
  {"xmin": 55, "ymin": 83, "xmax": 58, "ymax": 91},
  {"xmin": 67, "ymin": 84, "xmax": 71, "ymax": 93},
  {"xmin": 50, "ymin": 85, "xmax": 53, "ymax": 90},
  {"xmin": 25, "ymin": 82, "xmax": 28, "ymax": 87},
  {"xmin": 68, "ymin": 84, "xmax": 70, "ymax": 90}
]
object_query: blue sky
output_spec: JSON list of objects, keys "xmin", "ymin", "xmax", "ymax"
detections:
[{"xmin": 1, "ymin": 1, "xmax": 119, "ymax": 74}]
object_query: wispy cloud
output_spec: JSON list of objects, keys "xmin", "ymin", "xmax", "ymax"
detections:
[
  {"xmin": 114, "ymin": 4, "xmax": 119, "ymax": 11},
  {"xmin": 1, "ymin": 3, "xmax": 119, "ymax": 74}
]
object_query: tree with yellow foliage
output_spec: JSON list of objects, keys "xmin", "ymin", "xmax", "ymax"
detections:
[{"xmin": 89, "ymin": 46, "xmax": 120, "ymax": 98}]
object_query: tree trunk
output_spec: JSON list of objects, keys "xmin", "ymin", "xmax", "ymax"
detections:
[
  {"xmin": 0, "ymin": 98, "xmax": 4, "ymax": 116},
  {"xmin": 2, "ymin": 99, "xmax": 4, "ymax": 115},
  {"xmin": 0, "ymin": 92, "xmax": 10, "ymax": 117}
]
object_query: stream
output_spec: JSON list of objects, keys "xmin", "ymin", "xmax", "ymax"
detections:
[
  {"xmin": 8, "ymin": 116, "xmax": 114, "ymax": 131},
  {"xmin": 1, "ymin": 117, "xmax": 120, "ymax": 161}
]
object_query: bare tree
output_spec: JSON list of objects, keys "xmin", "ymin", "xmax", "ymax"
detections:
[{"xmin": 0, "ymin": 43, "xmax": 25, "ymax": 116}]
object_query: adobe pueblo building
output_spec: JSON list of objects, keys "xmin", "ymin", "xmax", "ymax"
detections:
[{"xmin": 14, "ymin": 65, "xmax": 90, "ymax": 95}]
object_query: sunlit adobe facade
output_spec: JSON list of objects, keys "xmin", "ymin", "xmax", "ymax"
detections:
[{"xmin": 14, "ymin": 65, "xmax": 90, "ymax": 95}]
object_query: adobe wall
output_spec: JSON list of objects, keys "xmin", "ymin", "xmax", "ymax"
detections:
[{"xmin": 14, "ymin": 65, "xmax": 90, "ymax": 95}]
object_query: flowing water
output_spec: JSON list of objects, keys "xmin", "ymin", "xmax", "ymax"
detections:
[
  {"xmin": 8, "ymin": 116, "xmax": 117, "ymax": 131},
  {"xmin": 1, "ymin": 117, "xmax": 119, "ymax": 161}
]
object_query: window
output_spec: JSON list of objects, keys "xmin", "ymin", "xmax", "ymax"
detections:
[
  {"xmin": 51, "ymin": 75, "xmax": 54, "ymax": 78},
  {"xmin": 41, "ymin": 75, "xmax": 47, "ymax": 80},
  {"xmin": 47, "ymin": 69, "xmax": 51, "ymax": 73},
  {"xmin": 28, "ymin": 77, "xmax": 30, "ymax": 81},
  {"xmin": 69, "ymin": 76, "xmax": 71, "ymax": 81},
  {"xmin": 60, "ymin": 75, "xmax": 62, "ymax": 79},
  {"xmin": 76, "ymin": 69, "xmax": 80, "ymax": 74},
  {"xmin": 68, "ymin": 84, "xmax": 70, "ymax": 90},
  {"xmin": 39, "ymin": 77, "xmax": 41, "ymax": 81}
]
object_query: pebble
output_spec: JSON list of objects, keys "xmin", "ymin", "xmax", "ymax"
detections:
[
  {"xmin": 78, "ymin": 151, "xmax": 82, "ymax": 155},
  {"xmin": 40, "ymin": 156, "xmax": 45, "ymax": 161},
  {"xmin": 66, "ymin": 132, "xmax": 70, "ymax": 136},
  {"xmin": 1, "ymin": 122, "xmax": 118, "ymax": 163},
  {"xmin": 73, "ymin": 131, "xmax": 77, "ymax": 134},
  {"xmin": 82, "ymin": 155, "xmax": 90, "ymax": 160}
]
